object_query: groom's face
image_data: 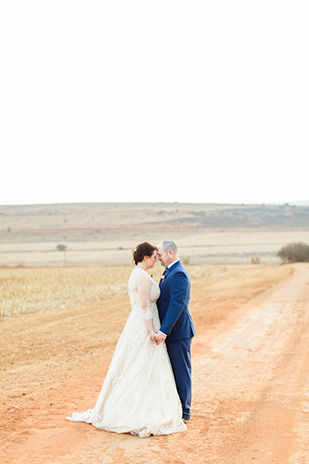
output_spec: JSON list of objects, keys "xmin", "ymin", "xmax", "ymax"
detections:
[{"xmin": 157, "ymin": 247, "xmax": 171, "ymax": 267}]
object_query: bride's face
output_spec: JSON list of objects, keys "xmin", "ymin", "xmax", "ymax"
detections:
[{"xmin": 145, "ymin": 251, "xmax": 157, "ymax": 269}]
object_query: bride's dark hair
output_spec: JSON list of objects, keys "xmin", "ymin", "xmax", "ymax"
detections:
[{"xmin": 133, "ymin": 242, "xmax": 157, "ymax": 265}]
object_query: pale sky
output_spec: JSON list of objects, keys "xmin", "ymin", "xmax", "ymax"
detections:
[{"xmin": 1, "ymin": 1, "xmax": 308, "ymax": 206}]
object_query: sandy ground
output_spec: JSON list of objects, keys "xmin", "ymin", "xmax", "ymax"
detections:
[{"xmin": 1, "ymin": 263, "xmax": 308, "ymax": 464}]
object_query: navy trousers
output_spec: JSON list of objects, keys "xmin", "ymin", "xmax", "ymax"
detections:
[{"xmin": 165, "ymin": 338, "xmax": 192, "ymax": 420}]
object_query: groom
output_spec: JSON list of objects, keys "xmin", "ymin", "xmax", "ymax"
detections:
[{"xmin": 156, "ymin": 240, "xmax": 195, "ymax": 422}]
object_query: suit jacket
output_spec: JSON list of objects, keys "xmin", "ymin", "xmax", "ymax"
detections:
[{"xmin": 157, "ymin": 260, "xmax": 195, "ymax": 341}]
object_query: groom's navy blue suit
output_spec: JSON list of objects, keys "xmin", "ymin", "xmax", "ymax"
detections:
[{"xmin": 157, "ymin": 260, "xmax": 195, "ymax": 420}]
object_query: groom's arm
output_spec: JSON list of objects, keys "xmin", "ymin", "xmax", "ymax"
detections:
[{"xmin": 159, "ymin": 271, "xmax": 189, "ymax": 337}]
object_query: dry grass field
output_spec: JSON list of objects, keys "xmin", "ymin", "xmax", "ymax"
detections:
[
  {"xmin": 0, "ymin": 229, "xmax": 309, "ymax": 266},
  {"xmin": 0, "ymin": 262, "xmax": 292, "ymax": 318},
  {"xmin": 0, "ymin": 266, "xmax": 130, "ymax": 317}
]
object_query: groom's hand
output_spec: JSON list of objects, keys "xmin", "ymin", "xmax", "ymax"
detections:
[{"xmin": 156, "ymin": 332, "xmax": 167, "ymax": 345}]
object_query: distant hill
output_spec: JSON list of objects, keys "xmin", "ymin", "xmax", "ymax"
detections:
[
  {"xmin": 157, "ymin": 204, "xmax": 309, "ymax": 229},
  {"xmin": 0, "ymin": 202, "xmax": 308, "ymax": 244},
  {"xmin": 1, "ymin": 202, "xmax": 308, "ymax": 266}
]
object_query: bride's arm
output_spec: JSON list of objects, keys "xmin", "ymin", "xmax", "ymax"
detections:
[{"xmin": 137, "ymin": 274, "xmax": 157, "ymax": 341}]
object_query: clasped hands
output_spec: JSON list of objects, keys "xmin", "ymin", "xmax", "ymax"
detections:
[{"xmin": 150, "ymin": 332, "xmax": 166, "ymax": 345}]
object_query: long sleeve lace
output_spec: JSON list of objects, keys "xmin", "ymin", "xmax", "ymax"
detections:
[{"xmin": 136, "ymin": 270, "xmax": 153, "ymax": 320}]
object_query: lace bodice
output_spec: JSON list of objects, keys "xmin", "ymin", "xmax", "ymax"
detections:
[{"xmin": 128, "ymin": 267, "xmax": 160, "ymax": 319}]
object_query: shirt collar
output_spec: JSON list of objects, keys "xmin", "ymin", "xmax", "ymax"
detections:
[{"xmin": 167, "ymin": 258, "xmax": 180, "ymax": 269}]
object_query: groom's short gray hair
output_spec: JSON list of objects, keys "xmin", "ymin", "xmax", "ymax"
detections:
[{"xmin": 160, "ymin": 239, "xmax": 178, "ymax": 253}]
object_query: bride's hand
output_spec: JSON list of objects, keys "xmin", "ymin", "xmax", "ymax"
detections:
[
  {"xmin": 155, "ymin": 332, "xmax": 166, "ymax": 345},
  {"xmin": 150, "ymin": 332, "xmax": 159, "ymax": 345}
]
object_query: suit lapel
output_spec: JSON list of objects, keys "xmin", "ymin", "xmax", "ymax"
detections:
[
  {"xmin": 168, "ymin": 260, "xmax": 182, "ymax": 274},
  {"xmin": 160, "ymin": 261, "xmax": 182, "ymax": 287}
]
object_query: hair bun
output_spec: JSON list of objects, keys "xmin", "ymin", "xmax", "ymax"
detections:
[{"xmin": 132, "ymin": 242, "xmax": 157, "ymax": 265}]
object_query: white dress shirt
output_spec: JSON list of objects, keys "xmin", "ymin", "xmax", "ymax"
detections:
[{"xmin": 167, "ymin": 258, "xmax": 180, "ymax": 269}]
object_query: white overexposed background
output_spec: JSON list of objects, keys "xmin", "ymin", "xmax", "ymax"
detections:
[{"xmin": 1, "ymin": 1, "xmax": 308, "ymax": 206}]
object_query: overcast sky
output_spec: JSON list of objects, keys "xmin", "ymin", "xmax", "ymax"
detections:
[{"xmin": 1, "ymin": 1, "xmax": 308, "ymax": 206}]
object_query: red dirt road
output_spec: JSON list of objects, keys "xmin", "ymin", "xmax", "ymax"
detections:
[{"xmin": 1, "ymin": 264, "xmax": 308, "ymax": 463}]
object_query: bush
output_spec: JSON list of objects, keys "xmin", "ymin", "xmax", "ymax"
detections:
[
  {"xmin": 276, "ymin": 242, "xmax": 309, "ymax": 263},
  {"xmin": 56, "ymin": 244, "xmax": 67, "ymax": 252}
]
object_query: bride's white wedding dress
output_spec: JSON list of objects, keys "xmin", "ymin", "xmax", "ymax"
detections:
[{"xmin": 66, "ymin": 266, "xmax": 186, "ymax": 437}]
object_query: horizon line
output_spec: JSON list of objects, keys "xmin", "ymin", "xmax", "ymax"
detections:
[{"xmin": 1, "ymin": 200, "xmax": 308, "ymax": 208}]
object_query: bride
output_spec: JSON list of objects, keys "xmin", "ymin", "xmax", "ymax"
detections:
[{"xmin": 66, "ymin": 242, "xmax": 186, "ymax": 437}]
